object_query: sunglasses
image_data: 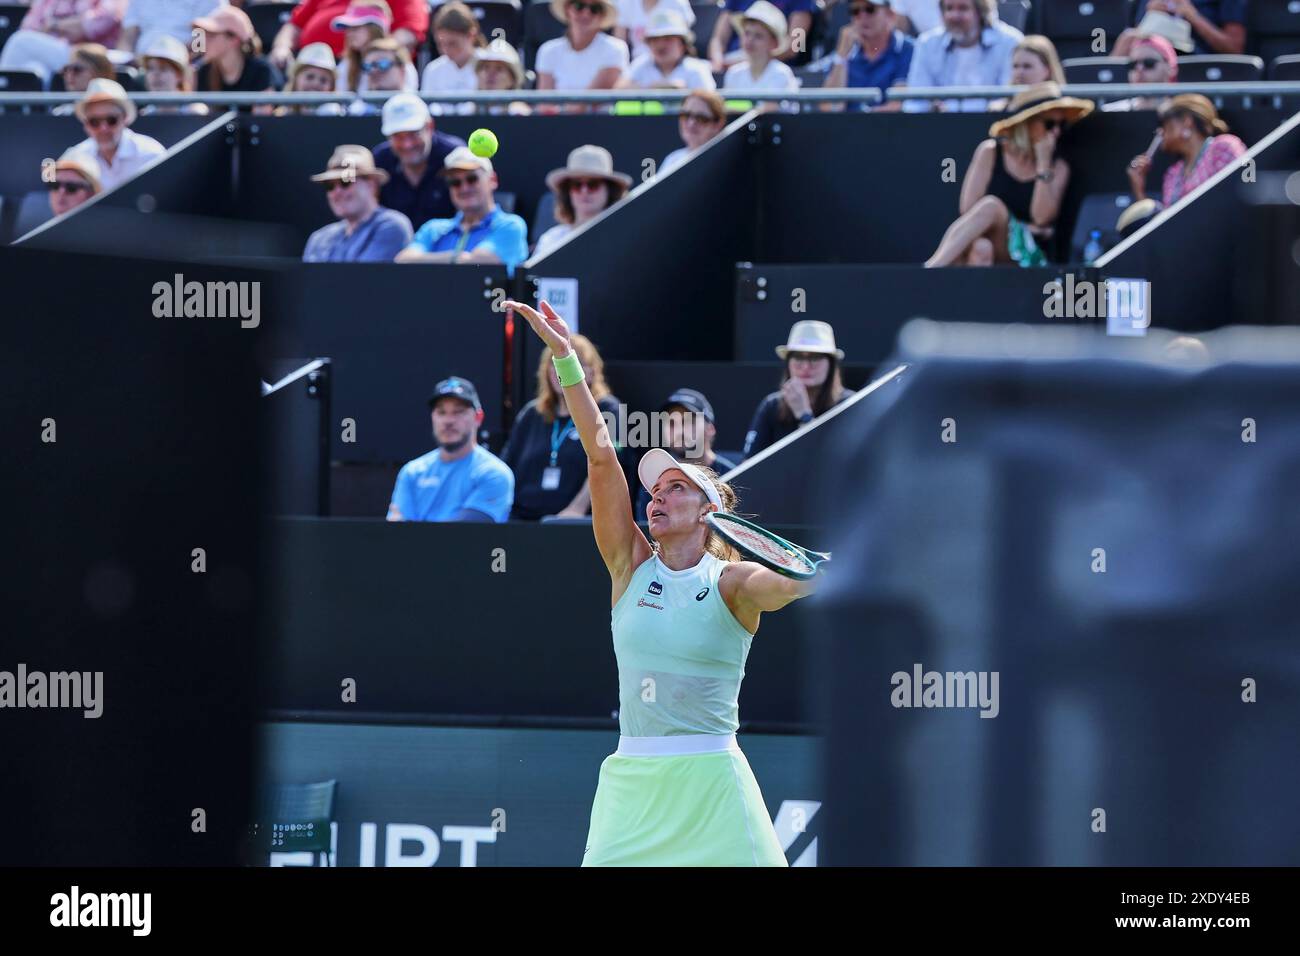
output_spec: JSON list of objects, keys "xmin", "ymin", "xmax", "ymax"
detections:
[
  {"xmin": 362, "ymin": 58, "xmax": 397, "ymax": 73},
  {"xmin": 568, "ymin": 0, "xmax": 604, "ymax": 13},
  {"xmin": 322, "ymin": 178, "xmax": 358, "ymax": 193},
  {"xmin": 850, "ymin": 3, "xmax": 881, "ymax": 16},
  {"xmin": 62, "ymin": 63, "xmax": 89, "ymax": 74},
  {"xmin": 568, "ymin": 178, "xmax": 606, "ymax": 193},
  {"xmin": 1040, "ymin": 119, "xmax": 1062, "ymax": 132},
  {"xmin": 46, "ymin": 180, "xmax": 91, "ymax": 194},
  {"xmin": 1128, "ymin": 57, "xmax": 1162, "ymax": 70},
  {"xmin": 85, "ymin": 114, "xmax": 122, "ymax": 129},
  {"xmin": 680, "ymin": 110, "xmax": 717, "ymax": 125},
  {"xmin": 446, "ymin": 172, "xmax": 481, "ymax": 189}
]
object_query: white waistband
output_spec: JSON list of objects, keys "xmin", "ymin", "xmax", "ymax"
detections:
[{"xmin": 616, "ymin": 734, "xmax": 739, "ymax": 757}]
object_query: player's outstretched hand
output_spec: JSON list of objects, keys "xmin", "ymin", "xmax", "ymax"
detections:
[{"xmin": 505, "ymin": 299, "xmax": 573, "ymax": 357}]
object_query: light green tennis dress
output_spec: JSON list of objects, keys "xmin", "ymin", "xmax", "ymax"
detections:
[{"xmin": 581, "ymin": 552, "xmax": 788, "ymax": 867}]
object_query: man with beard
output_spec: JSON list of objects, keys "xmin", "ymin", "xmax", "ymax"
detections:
[
  {"xmin": 371, "ymin": 92, "xmax": 465, "ymax": 227},
  {"xmin": 387, "ymin": 377, "xmax": 515, "ymax": 522},
  {"xmin": 902, "ymin": 0, "xmax": 1021, "ymax": 113},
  {"xmin": 634, "ymin": 388, "xmax": 737, "ymax": 518}
]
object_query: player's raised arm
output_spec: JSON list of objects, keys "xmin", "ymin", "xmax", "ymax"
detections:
[{"xmin": 506, "ymin": 300, "xmax": 651, "ymax": 590}]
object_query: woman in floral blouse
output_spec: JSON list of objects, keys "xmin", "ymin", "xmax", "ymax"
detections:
[{"xmin": 1127, "ymin": 94, "xmax": 1247, "ymax": 209}]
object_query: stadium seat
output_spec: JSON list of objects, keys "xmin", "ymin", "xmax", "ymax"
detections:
[
  {"xmin": 248, "ymin": 2, "xmax": 297, "ymax": 54},
  {"xmin": 693, "ymin": 0, "xmax": 727, "ymax": 55},
  {"xmin": 1271, "ymin": 53, "xmax": 1300, "ymax": 80},
  {"xmin": 1037, "ymin": 0, "xmax": 1129, "ymax": 60},
  {"xmin": 1176, "ymin": 54, "xmax": 1264, "ymax": 83},
  {"xmin": 496, "ymin": 190, "xmax": 517, "ymax": 214},
  {"xmin": 449, "ymin": 0, "xmax": 525, "ymax": 50},
  {"xmin": 1249, "ymin": 1, "xmax": 1300, "ymax": 66},
  {"xmin": 0, "ymin": 69, "xmax": 43, "ymax": 93},
  {"xmin": 252, "ymin": 780, "xmax": 337, "ymax": 867},
  {"xmin": 796, "ymin": 62, "xmax": 829, "ymax": 88},
  {"xmin": 116, "ymin": 66, "xmax": 145, "ymax": 92},
  {"xmin": 998, "ymin": 0, "xmax": 1031, "ymax": 34},
  {"xmin": 530, "ymin": 190, "xmax": 557, "ymax": 244},
  {"xmin": 818, "ymin": 0, "xmax": 848, "ymax": 60},
  {"xmin": 1068, "ymin": 192, "xmax": 1132, "ymax": 262},
  {"xmin": 1061, "ymin": 56, "xmax": 1128, "ymax": 85},
  {"xmin": 523, "ymin": 1, "xmax": 567, "ymax": 71},
  {"xmin": 0, "ymin": 4, "xmax": 25, "ymax": 52},
  {"xmin": 12, "ymin": 189, "xmax": 53, "ymax": 241}
]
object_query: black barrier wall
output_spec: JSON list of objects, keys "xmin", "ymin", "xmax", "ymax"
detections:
[{"xmin": 267, "ymin": 518, "xmax": 815, "ymax": 728}]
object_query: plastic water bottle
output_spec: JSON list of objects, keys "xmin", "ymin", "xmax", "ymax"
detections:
[{"xmin": 1083, "ymin": 230, "xmax": 1104, "ymax": 265}]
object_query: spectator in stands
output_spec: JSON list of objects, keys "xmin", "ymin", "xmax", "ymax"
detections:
[
  {"xmin": 902, "ymin": 0, "xmax": 1022, "ymax": 113},
  {"xmin": 924, "ymin": 81, "xmax": 1092, "ymax": 267},
  {"xmin": 334, "ymin": 1, "xmax": 417, "ymax": 92},
  {"xmin": 891, "ymin": 0, "xmax": 941, "ymax": 37},
  {"xmin": 372, "ymin": 91, "xmax": 465, "ymax": 223},
  {"xmin": 743, "ymin": 320, "xmax": 855, "ymax": 459},
  {"xmin": 343, "ymin": 35, "xmax": 414, "ymax": 113},
  {"xmin": 1103, "ymin": 34, "xmax": 1178, "ymax": 112},
  {"xmin": 47, "ymin": 154, "xmax": 102, "ymax": 217},
  {"xmin": 723, "ymin": 2, "xmax": 798, "ymax": 96},
  {"xmin": 396, "ymin": 147, "xmax": 529, "ymax": 272},
  {"xmin": 387, "ymin": 376, "xmax": 514, "ymax": 523},
  {"xmin": 475, "ymin": 38, "xmax": 531, "ymax": 116},
  {"xmin": 0, "ymin": 0, "xmax": 127, "ymax": 85},
  {"xmin": 534, "ymin": 145, "xmax": 632, "ymax": 258},
  {"xmin": 501, "ymin": 335, "xmax": 620, "ymax": 520},
  {"xmin": 65, "ymin": 77, "xmax": 165, "ymax": 190},
  {"xmin": 139, "ymin": 35, "xmax": 208, "ymax": 115},
  {"xmin": 536, "ymin": 0, "xmax": 630, "ymax": 101},
  {"xmin": 118, "ymin": 0, "xmax": 215, "ymax": 56},
  {"xmin": 275, "ymin": 41, "xmax": 345, "ymax": 114},
  {"xmin": 269, "ymin": 0, "xmax": 427, "ymax": 72},
  {"xmin": 420, "ymin": 1, "xmax": 484, "ymax": 103},
  {"xmin": 1115, "ymin": 0, "xmax": 1247, "ymax": 57},
  {"xmin": 48, "ymin": 42, "xmax": 115, "ymax": 114},
  {"xmin": 303, "ymin": 144, "xmax": 413, "ymax": 261},
  {"xmin": 618, "ymin": 8, "xmax": 715, "ymax": 90},
  {"xmin": 824, "ymin": 1, "xmax": 914, "ymax": 113},
  {"xmin": 1127, "ymin": 93, "xmax": 1246, "ymax": 208},
  {"xmin": 633, "ymin": 388, "xmax": 739, "ymax": 517},
  {"xmin": 988, "ymin": 34, "xmax": 1064, "ymax": 110},
  {"xmin": 661, "ymin": 88, "xmax": 726, "ymax": 173},
  {"xmin": 193, "ymin": 6, "xmax": 281, "ymax": 97},
  {"xmin": 708, "ymin": 0, "xmax": 813, "ymax": 70},
  {"xmin": 616, "ymin": 0, "xmax": 695, "ymax": 61}
]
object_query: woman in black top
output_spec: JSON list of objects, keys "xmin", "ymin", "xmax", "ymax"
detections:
[
  {"xmin": 925, "ymin": 82, "xmax": 1092, "ymax": 268},
  {"xmin": 193, "ymin": 6, "xmax": 281, "ymax": 107},
  {"xmin": 502, "ymin": 334, "xmax": 620, "ymax": 520},
  {"xmin": 743, "ymin": 320, "xmax": 855, "ymax": 460}
]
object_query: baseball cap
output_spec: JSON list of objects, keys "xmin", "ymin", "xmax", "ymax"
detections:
[
  {"xmin": 660, "ymin": 388, "xmax": 714, "ymax": 424},
  {"xmin": 440, "ymin": 146, "xmax": 493, "ymax": 175},
  {"xmin": 638, "ymin": 448, "xmax": 723, "ymax": 511},
  {"xmin": 381, "ymin": 92, "xmax": 432, "ymax": 136},
  {"xmin": 428, "ymin": 376, "xmax": 481, "ymax": 411}
]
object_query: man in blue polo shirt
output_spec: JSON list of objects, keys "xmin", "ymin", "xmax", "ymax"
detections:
[
  {"xmin": 395, "ymin": 147, "xmax": 529, "ymax": 275},
  {"xmin": 387, "ymin": 376, "xmax": 515, "ymax": 523},
  {"xmin": 825, "ymin": 0, "xmax": 914, "ymax": 112},
  {"xmin": 371, "ymin": 92, "xmax": 465, "ymax": 228}
]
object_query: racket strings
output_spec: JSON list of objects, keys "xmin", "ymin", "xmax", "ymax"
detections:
[{"xmin": 724, "ymin": 525, "xmax": 807, "ymax": 570}]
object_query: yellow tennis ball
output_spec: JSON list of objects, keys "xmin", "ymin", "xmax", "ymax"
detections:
[{"xmin": 468, "ymin": 128, "xmax": 498, "ymax": 159}]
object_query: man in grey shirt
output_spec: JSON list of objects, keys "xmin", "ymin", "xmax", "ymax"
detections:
[{"xmin": 304, "ymin": 145, "xmax": 413, "ymax": 263}]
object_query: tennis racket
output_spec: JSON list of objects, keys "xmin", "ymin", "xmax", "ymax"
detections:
[{"xmin": 706, "ymin": 513, "xmax": 831, "ymax": 580}]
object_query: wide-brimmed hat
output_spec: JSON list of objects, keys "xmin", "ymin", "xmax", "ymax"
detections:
[
  {"xmin": 1157, "ymin": 93, "xmax": 1229, "ymax": 136},
  {"xmin": 776, "ymin": 320, "xmax": 844, "ymax": 360},
  {"xmin": 54, "ymin": 153, "xmax": 102, "ymax": 193},
  {"xmin": 1135, "ymin": 10, "xmax": 1195, "ymax": 53},
  {"xmin": 638, "ymin": 448, "xmax": 724, "ymax": 511},
  {"xmin": 475, "ymin": 38, "xmax": 524, "ymax": 88},
  {"xmin": 440, "ymin": 145, "xmax": 494, "ymax": 175},
  {"xmin": 193, "ymin": 6, "xmax": 255, "ymax": 44},
  {"xmin": 644, "ymin": 8, "xmax": 694, "ymax": 45},
  {"xmin": 735, "ymin": 0, "xmax": 788, "ymax": 56},
  {"xmin": 545, "ymin": 144, "xmax": 632, "ymax": 192},
  {"xmin": 310, "ymin": 144, "xmax": 390, "ymax": 185},
  {"xmin": 988, "ymin": 81, "xmax": 1094, "ymax": 138},
  {"xmin": 140, "ymin": 34, "xmax": 190, "ymax": 71},
  {"xmin": 75, "ymin": 78, "xmax": 136, "ymax": 125},
  {"xmin": 332, "ymin": 0, "xmax": 393, "ymax": 32},
  {"xmin": 549, "ymin": 0, "xmax": 618, "ymax": 31}
]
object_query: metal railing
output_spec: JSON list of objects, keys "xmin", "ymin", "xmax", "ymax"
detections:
[{"xmin": 1, "ymin": 82, "xmax": 1298, "ymax": 110}]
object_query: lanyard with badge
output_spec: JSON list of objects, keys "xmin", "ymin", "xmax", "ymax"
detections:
[{"xmin": 541, "ymin": 418, "xmax": 574, "ymax": 490}]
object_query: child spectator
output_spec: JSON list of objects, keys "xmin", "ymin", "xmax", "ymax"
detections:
[
  {"xmin": 276, "ymin": 41, "xmax": 345, "ymax": 115},
  {"xmin": 193, "ymin": 6, "xmax": 281, "ymax": 96},
  {"xmin": 139, "ymin": 34, "xmax": 209, "ymax": 115},
  {"xmin": 421, "ymin": 1, "xmax": 484, "ymax": 108},
  {"xmin": 474, "ymin": 38, "xmax": 531, "ymax": 115},
  {"xmin": 722, "ymin": 2, "xmax": 797, "ymax": 97},
  {"xmin": 616, "ymin": 0, "xmax": 695, "ymax": 61},
  {"xmin": 334, "ymin": 1, "xmax": 418, "ymax": 93},
  {"xmin": 618, "ymin": 8, "xmax": 714, "ymax": 90},
  {"xmin": 708, "ymin": 0, "xmax": 813, "ymax": 70}
]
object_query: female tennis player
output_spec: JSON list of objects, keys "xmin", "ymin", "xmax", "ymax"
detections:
[{"xmin": 507, "ymin": 298, "xmax": 823, "ymax": 867}]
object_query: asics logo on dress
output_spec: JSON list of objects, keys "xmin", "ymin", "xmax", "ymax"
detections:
[{"xmin": 696, "ymin": 587, "xmax": 709, "ymax": 601}]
